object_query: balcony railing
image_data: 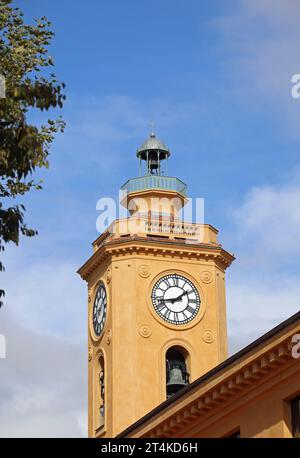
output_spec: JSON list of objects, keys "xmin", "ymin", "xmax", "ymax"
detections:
[
  {"xmin": 93, "ymin": 217, "xmax": 219, "ymax": 251},
  {"xmin": 121, "ymin": 175, "xmax": 187, "ymax": 197}
]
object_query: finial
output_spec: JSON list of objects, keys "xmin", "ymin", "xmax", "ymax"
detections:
[{"xmin": 149, "ymin": 122, "xmax": 156, "ymax": 138}]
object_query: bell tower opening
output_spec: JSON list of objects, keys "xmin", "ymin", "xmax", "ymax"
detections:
[
  {"xmin": 166, "ymin": 346, "xmax": 190, "ymax": 399},
  {"xmin": 95, "ymin": 353, "xmax": 105, "ymax": 431},
  {"xmin": 136, "ymin": 131, "xmax": 170, "ymax": 176}
]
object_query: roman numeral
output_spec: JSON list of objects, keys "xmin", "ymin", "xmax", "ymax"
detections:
[
  {"xmin": 156, "ymin": 301, "xmax": 166, "ymax": 311},
  {"xmin": 157, "ymin": 286, "xmax": 166, "ymax": 293},
  {"xmin": 173, "ymin": 312, "xmax": 179, "ymax": 322},
  {"xmin": 186, "ymin": 305, "xmax": 195, "ymax": 314},
  {"xmin": 164, "ymin": 309, "xmax": 171, "ymax": 320},
  {"xmin": 163, "ymin": 278, "xmax": 171, "ymax": 288}
]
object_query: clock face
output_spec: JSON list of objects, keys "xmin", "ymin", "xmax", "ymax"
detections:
[
  {"xmin": 92, "ymin": 283, "xmax": 107, "ymax": 336},
  {"xmin": 151, "ymin": 274, "xmax": 200, "ymax": 325}
]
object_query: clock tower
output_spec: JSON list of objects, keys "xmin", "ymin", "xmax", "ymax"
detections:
[{"xmin": 78, "ymin": 132, "xmax": 234, "ymax": 438}]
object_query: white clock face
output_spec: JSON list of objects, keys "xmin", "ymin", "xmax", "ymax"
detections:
[
  {"xmin": 92, "ymin": 283, "xmax": 107, "ymax": 336},
  {"xmin": 151, "ymin": 274, "xmax": 200, "ymax": 325}
]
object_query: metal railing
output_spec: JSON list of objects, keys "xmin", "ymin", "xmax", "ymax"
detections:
[{"xmin": 121, "ymin": 175, "xmax": 187, "ymax": 196}]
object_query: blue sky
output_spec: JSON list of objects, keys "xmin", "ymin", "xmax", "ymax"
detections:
[{"xmin": 1, "ymin": 0, "xmax": 300, "ymax": 437}]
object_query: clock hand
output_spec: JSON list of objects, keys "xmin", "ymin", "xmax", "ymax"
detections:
[
  {"xmin": 158, "ymin": 289, "xmax": 193, "ymax": 305},
  {"xmin": 158, "ymin": 297, "xmax": 179, "ymax": 304},
  {"xmin": 172, "ymin": 289, "xmax": 193, "ymax": 302},
  {"xmin": 174, "ymin": 292, "xmax": 186, "ymax": 301}
]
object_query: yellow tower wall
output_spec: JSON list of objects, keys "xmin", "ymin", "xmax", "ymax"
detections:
[{"xmin": 84, "ymin": 238, "xmax": 233, "ymax": 437}]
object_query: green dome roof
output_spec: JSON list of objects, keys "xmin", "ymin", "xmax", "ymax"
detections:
[{"xmin": 136, "ymin": 133, "xmax": 170, "ymax": 159}]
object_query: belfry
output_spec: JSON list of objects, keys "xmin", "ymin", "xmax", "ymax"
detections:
[{"xmin": 78, "ymin": 132, "xmax": 234, "ymax": 437}]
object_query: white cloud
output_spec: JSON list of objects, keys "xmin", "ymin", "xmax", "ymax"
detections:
[
  {"xmin": 1, "ymin": 244, "xmax": 86, "ymax": 339},
  {"xmin": 0, "ymin": 313, "xmax": 87, "ymax": 438},
  {"xmin": 233, "ymin": 177, "xmax": 300, "ymax": 261},
  {"xmin": 213, "ymin": 0, "xmax": 300, "ymax": 136},
  {"xmin": 227, "ymin": 275, "xmax": 300, "ymax": 354},
  {"xmin": 226, "ymin": 175, "xmax": 300, "ymax": 354},
  {"xmin": 210, "ymin": 2, "xmax": 300, "ymax": 352},
  {"xmin": 0, "ymin": 240, "xmax": 88, "ymax": 437}
]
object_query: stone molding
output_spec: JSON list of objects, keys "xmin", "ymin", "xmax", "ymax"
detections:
[{"xmin": 78, "ymin": 236, "xmax": 234, "ymax": 280}]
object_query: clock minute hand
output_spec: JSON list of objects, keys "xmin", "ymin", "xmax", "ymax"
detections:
[{"xmin": 173, "ymin": 289, "xmax": 192, "ymax": 302}]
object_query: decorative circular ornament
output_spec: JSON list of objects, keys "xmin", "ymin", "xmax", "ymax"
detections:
[
  {"xmin": 200, "ymin": 271, "xmax": 213, "ymax": 284},
  {"xmin": 138, "ymin": 324, "xmax": 152, "ymax": 338},
  {"xmin": 151, "ymin": 274, "xmax": 200, "ymax": 325},
  {"xmin": 138, "ymin": 265, "xmax": 151, "ymax": 278},
  {"xmin": 202, "ymin": 329, "xmax": 215, "ymax": 344},
  {"xmin": 92, "ymin": 282, "xmax": 107, "ymax": 337}
]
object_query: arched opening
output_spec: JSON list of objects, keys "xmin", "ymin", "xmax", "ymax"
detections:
[
  {"xmin": 95, "ymin": 354, "xmax": 105, "ymax": 430},
  {"xmin": 166, "ymin": 346, "xmax": 190, "ymax": 399}
]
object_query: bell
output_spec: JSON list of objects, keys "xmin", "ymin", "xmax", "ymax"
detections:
[
  {"xmin": 166, "ymin": 361, "xmax": 188, "ymax": 397},
  {"xmin": 148, "ymin": 158, "xmax": 159, "ymax": 174}
]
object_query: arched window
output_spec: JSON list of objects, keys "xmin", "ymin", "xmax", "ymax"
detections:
[
  {"xmin": 166, "ymin": 346, "xmax": 190, "ymax": 399},
  {"xmin": 96, "ymin": 354, "xmax": 105, "ymax": 430}
]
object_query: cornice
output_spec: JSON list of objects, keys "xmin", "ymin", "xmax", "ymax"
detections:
[{"xmin": 78, "ymin": 235, "xmax": 235, "ymax": 280}]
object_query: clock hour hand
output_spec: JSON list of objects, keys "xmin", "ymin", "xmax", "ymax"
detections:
[
  {"xmin": 158, "ymin": 298, "xmax": 173, "ymax": 303},
  {"xmin": 157, "ymin": 297, "xmax": 181, "ymax": 305},
  {"xmin": 158, "ymin": 289, "xmax": 193, "ymax": 305}
]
